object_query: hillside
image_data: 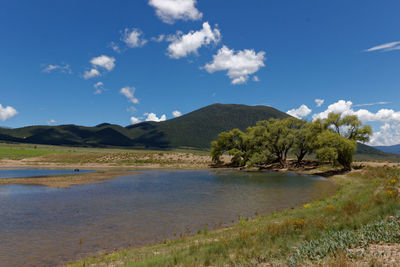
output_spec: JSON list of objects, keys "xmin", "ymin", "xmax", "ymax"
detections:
[
  {"xmin": 355, "ymin": 143, "xmax": 400, "ymax": 162},
  {"xmin": 0, "ymin": 104, "xmax": 289, "ymax": 149},
  {"xmin": 374, "ymin": 144, "xmax": 400, "ymax": 155}
]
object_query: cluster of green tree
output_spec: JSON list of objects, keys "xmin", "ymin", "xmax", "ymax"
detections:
[{"xmin": 211, "ymin": 113, "xmax": 372, "ymax": 170}]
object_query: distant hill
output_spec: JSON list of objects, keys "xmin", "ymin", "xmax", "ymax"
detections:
[
  {"xmin": 373, "ymin": 144, "xmax": 400, "ymax": 155},
  {"xmin": 0, "ymin": 104, "xmax": 289, "ymax": 149},
  {"xmin": 355, "ymin": 143, "xmax": 400, "ymax": 162}
]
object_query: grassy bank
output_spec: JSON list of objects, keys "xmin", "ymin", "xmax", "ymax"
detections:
[{"xmin": 67, "ymin": 166, "xmax": 399, "ymax": 266}]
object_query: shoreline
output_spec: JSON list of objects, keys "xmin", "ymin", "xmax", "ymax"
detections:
[
  {"xmin": 1, "ymin": 159, "xmax": 395, "ymax": 188},
  {"xmin": 65, "ymin": 165, "xmax": 399, "ymax": 266}
]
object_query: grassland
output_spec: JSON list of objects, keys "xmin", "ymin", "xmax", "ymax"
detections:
[
  {"xmin": 0, "ymin": 142, "xmax": 214, "ymax": 187},
  {"xmin": 66, "ymin": 165, "xmax": 400, "ymax": 266}
]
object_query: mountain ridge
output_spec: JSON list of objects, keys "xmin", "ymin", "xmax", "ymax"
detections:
[{"xmin": 0, "ymin": 103, "xmax": 289, "ymax": 149}]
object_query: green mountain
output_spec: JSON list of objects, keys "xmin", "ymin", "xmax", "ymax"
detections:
[{"xmin": 0, "ymin": 104, "xmax": 289, "ymax": 149}]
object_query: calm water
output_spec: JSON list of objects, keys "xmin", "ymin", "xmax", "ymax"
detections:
[
  {"xmin": 0, "ymin": 169, "xmax": 93, "ymax": 179},
  {"xmin": 0, "ymin": 170, "xmax": 336, "ymax": 266}
]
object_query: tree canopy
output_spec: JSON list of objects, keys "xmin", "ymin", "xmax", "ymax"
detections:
[{"xmin": 211, "ymin": 112, "xmax": 372, "ymax": 170}]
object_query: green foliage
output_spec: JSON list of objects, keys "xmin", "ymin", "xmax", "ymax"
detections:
[
  {"xmin": 316, "ymin": 131, "xmax": 357, "ymax": 170},
  {"xmin": 288, "ymin": 215, "xmax": 400, "ymax": 265},
  {"xmin": 211, "ymin": 112, "xmax": 372, "ymax": 169},
  {"xmin": 211, "ymin": 129, "xmax": 249, "ymax": 166}
]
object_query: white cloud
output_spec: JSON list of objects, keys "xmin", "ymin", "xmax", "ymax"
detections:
[
  {"xmin": 365, "ymin": 41, "xmax": 400, "ymax": 52},
  {"xmin": 312, "ymin": 100, "xmax": 400, "ymax": 146},
  {"xmin": 0, "ymin": 104, "xmax": 18, "ymax": 121},
  {"xmin": 42, "ymin": 64, "xmax": 71, "ymax": 74},
  {"xmin": 120, "ymin": 86, "xmax": 139, "ymax": 104},
  {"xmin": 90, "ymin": 55, "xmax": 116, "ymax": 71},
  {"xmin": 93, "ymin": 82, "xmax": 105, "ymax": 95},
  {"xmin": 253, "ymin": 76, "xmax": 260, "ymax": 82},
  {"xmin": 83, "ymin": 68, "xmax": 101, "ymax": 79},
  {"xmin": 204, "ymin": 46, "xmax": 266, "ymax": 84},
  {"xmin": 130, "ymin": 116, "xmax": 141, "ymax": 124},
  {"xmin": 46, "ymin": 119, "xmax": 57, "ymax": 125},
  {"xmin": 369, "ymin": 122, "xmax": 400, "ymax": 146},
  {"xmin": 353, "ymin": 101, "xmax": 390, "ymax": 107},
  {"xmin": 287, "ymin": 104, "xmax": 312, "ymax": 118},
  {"xmin": 167, "ymin": 22, "xmax": 221, "ymax": 59},
  {"xmin": 172, "ymin": 110, "xmax": 182, "ymax": 117},
  {"xmin": 151, "ymin": 34, "xmax": 165, "ymax": 42},
  {"xmin": 149, "ymin": 0, "xmax": 202, "ymax": 24},
  {"xmin": 312, "ymin": 100, "xmax": 353, "ymax": 120},
  {"xmin": 145, "ymin": 112, "xmax": 167, "ymax": 122},
  {"xmin": 122, "ymin": 28, "xmax": 147, "ymax": 48},
  {"xmin": 315, "ymin": 99, "xmax": 324, "ymax": 107}
]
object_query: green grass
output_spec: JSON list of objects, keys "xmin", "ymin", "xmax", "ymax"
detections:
[{"xmin": 67, "ymin": 165, "xmax": 400, "ymax": 266}]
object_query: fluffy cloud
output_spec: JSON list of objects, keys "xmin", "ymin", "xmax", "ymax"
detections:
[
  {"xmin": 287, "ymin": 105, "xmax": 312, "ymax": 118},
  {"xmin": 120, "ymin": 87, "xmax": 139, "ymax": 104},
  {"xmin": 172, "ymin": 110, "xmax": 182, "ymax": 117},
  {"xmin": 145, "ymin": 113, "xmax": 167, "ymax": 122},
  {"xmin": 365, "ymin": 41, "xmax": 400, "ymax": 52},
  {"xmin": 130, "ymin": 116, "xmax": 141, "ymax": 124},
  {"xmin": 149, "ymin": 0, "xmax": 202, "ymax": 24},
  {"xmin": 167, "ymin": 22, "xmax": 221, "ymax": 59},
  {"xmin": 83, "ymin": 68, "xmax": 101, "ymax": 79},
  {"xmin": 122, "ymin": 28, "xmax": 147, "ymax": 48},
  {"xmin": 93, "ymin": 82, "xmax": 105, "ymax": 95},
  {"xmin": 42, "ymin": 64, "xmax": 71, "ymax": 74},
  {"xmin": 0, "ymin": 104, "xmax": 18, "ymax": 121},
  {"xmin": 90, "ymin": 55, "xmax": 116, "ymax": 71},
  {"xmin": 369, "ymin": 123, "xmax": 400, "ymax": 146},
  {"xmin": 204, "ymin": 46, "xmax": 266, "ymax": 84},
  {"xmin": 312, "ymin": 100, "xmax": 400, "ymax": 146},
  {"xmin": 312, "ymin": 100, "xmax": 353, "ymax": 120},
  {"xmin": 315, "ymin": 99, "xmax": 324, "ymax": 107},
  {"xmin": 46, "ymin": 119, "xmax": 57, "ymax": 125}
]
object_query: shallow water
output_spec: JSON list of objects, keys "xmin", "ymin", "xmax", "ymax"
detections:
[
  {"xmin": 0, "ymin": 169, "xmax": 93, "ymax": 179},
  {"xmin": 0, "ymin": 169, "xmax": 336, "ymax": 266}
]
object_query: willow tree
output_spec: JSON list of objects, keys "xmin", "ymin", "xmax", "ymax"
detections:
[
  {"xmin": 247, "ymin": 118, "xmax": 298, "ymax": 167},
  {"xmin": 291, "ymin": 120, "xmax": 323, "ymax": 165},
  {"xmin": 210, "ymin": 128, "xmax": 249, "ymax": 166},
  {"xmin": 317, "ymin": 112, "xmax": 372, "ymax": 170}
]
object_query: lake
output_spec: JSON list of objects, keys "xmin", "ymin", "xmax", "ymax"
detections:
[
  {"xmin": 0, "ymin": 169, "xmax": 336, "ymax": 266},
  {"xmin": 0, "ymin": 169, "xmax": 93, "ymax": 179}
]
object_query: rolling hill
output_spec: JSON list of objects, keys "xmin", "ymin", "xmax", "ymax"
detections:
[
  {"xmin": 355, "ymin": 143, "xmax": 400, "ymax": 162},
  {"xmin": 1, "ymin": 103, "xmax": 399, "ymax": 161},
  {"xmin": 373, "ymin": 144, "xmax": 400, "ymax": 155},
  {"xmin": 0, "ymin": 104, "xmax": 289, "ymax": 149}
]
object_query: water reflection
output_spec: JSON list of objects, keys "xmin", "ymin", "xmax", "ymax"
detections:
[{"xmin": 0, "ymin": 170, "xmax": 336, "ymax": 267}]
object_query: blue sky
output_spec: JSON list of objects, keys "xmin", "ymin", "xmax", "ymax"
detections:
[{"xmin": 1, "ymin": 0, "xmax": 400, "ymax": 145}]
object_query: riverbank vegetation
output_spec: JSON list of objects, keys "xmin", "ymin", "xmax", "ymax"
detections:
[
  {"xmin": 68, "ymin": 165, "xmax": 400, "ymax": 266},
  {"xmin": 211, "ymin": 112, "xmax": 372, "ymax": 170}
]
